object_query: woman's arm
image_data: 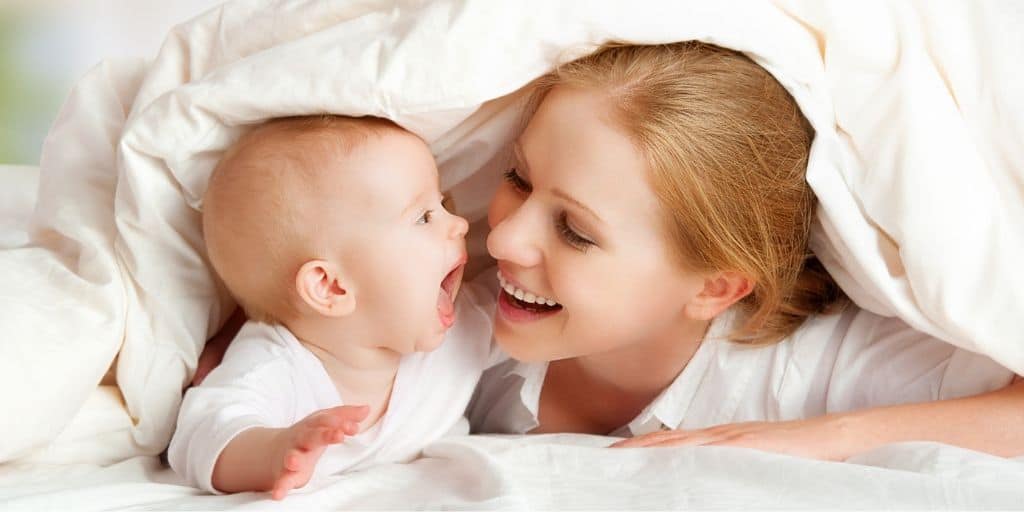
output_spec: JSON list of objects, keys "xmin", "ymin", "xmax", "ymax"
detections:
[
  {"xmin": 193, "ymin": 307, "xmax": 247, "ymax": 386},
  {"xmin": 838, "ymin": 376, "xmax": 1024, "ymax": 457},
  {"xmin": 612, "ymin": 377, "xmax": 1024, "ymax": 460}
]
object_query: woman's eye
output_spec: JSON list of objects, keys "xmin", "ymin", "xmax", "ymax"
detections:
[
  {"xmin": 416, "ymin": 210, "xmax": 434, "ymax": 225},
  {"xmin": 503, "ymin": 168, "xmax": 532, "ymax": 193},
  {"xmin": 556, "ymin": 211, "xmax": 594, "ymax": 251}
]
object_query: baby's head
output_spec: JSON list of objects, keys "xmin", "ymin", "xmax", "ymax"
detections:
[{"xmin": 203, "ymin": 115, "xmax": 468, "ymax": 353}]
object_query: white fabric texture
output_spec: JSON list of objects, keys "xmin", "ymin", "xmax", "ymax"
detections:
[
  {"xmin": 0, "ymin": 166, "xmax": 140, "ymax": 467},
  {"xmin": 169, "ymin": 282, "xmax": 496, "ymax": 493},
  {"xmin": 4, "ymin": 436, "xmax": 1024, "ymax": 509},
  {"xmin": 470, "ymin": 306, "xmax": 1015, "ymax": 436},
  {"xmin": 0, "ymin": 0, "xmax": 1021, "ymax": 468},
  {"xmin": 0, "ymin": 166, "xmax": 38, "ymax": 250}
]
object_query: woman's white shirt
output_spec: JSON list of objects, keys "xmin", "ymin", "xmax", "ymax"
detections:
[{"xmin": 467, "ymin": 304, "xmax": 1015, "ymax": 437}]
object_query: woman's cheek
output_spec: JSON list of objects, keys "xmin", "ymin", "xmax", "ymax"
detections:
[{"xmin": 565, "ymin": 263, "xmax": 628, "ymax": 321}]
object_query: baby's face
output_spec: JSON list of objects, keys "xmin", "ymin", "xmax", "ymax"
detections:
[{"xmin": 323, "ymin": 131, "xmax": 468, "ymax": 353}]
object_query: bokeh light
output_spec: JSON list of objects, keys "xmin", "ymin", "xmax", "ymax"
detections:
[{"xmin": 0, "ymin": 0, "xmax": 223, "ymax": 165}]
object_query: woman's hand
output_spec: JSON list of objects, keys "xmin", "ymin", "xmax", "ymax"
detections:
[
  {"xmin": 614, "ymin": 378, "xmax": 1024, "ymax": 461},
  {"xmin": 609, "ymin": 415, "xmax": 860, "ymax": 461},
  {"xmin": 193, "ymin": 307, "xmax": 247, "ymax": 386}
]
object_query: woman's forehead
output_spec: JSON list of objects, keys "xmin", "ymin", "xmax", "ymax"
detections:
[{"xmin": 518, "ymin": 87, "xmax": 664, "ymax": 231}]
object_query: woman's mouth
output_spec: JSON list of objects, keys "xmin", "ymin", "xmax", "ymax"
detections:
[{"xmin": 496, "ymin": 270, "xmax": 563, "ymax": 322}]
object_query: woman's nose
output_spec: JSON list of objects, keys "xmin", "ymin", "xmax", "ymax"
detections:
[{"xmin": 486, "ymin": 202, "xmax": 543, "ymax": 267}]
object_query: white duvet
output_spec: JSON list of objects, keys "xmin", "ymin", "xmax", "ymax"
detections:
[
  {"xmin": 3, "ymin": 431, "xmax": 1024, "ymax": 509},
  {"xmin": 1, "ymin": 0, "xmax": 1023, "ymax": 506}
]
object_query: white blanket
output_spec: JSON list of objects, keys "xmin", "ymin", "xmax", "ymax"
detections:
[
  {"xmin": 1, "ymin": 0, "xmax": 1022, "ymax": 476},
  {"xmin": 3, "ymin": 435, "xmax": 1024, "ymax": 509}
]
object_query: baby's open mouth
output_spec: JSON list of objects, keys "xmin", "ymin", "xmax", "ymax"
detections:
[
  {"xmin": 440, "ymin": 264, "xmax": 463, "ymax": 298},
  {"xmin": 436, "ymin": 261, "xmax": 465, "ymax": 328}
]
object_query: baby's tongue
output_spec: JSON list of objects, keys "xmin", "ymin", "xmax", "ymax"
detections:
[{"xmin": 437, "ymin": 287, "xmax": 455, "ymax": 328}]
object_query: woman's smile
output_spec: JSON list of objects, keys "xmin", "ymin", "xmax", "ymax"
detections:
[{"xmin": 495, "ymin": 269, "xmax": 563, "ymax": 323}]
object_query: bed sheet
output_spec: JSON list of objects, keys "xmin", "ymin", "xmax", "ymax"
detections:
[{"xmin": 3, "ymin": 435, "xmax": 1024, "ymax": 510}]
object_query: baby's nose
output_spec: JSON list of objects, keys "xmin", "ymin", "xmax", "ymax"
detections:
[{"xmin": 449, "ymin": 213, "xmax": 469, "ymax": 239}]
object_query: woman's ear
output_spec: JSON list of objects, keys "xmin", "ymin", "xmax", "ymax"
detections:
[
  {"xmin": 684, "ymin": 271, "xmax": 753, "ymax": 321},
  {"xmin": 295, "ymin": 260, "xmax": 356, "ymax": 318}
]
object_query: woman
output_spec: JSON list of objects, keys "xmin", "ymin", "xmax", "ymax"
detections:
[{"xmin": 201, "ymin": 42, "xmax": 1024, "ymax": 461}]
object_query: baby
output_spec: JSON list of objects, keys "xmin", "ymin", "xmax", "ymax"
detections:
[{"xmin": 168, "ymin": 115, "xmax": 498, "ymax": 499}]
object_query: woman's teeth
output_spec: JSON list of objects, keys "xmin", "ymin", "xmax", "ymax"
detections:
[{"xmin": 497, "ymin": 271, "xmax": 560, "ymax": 307}]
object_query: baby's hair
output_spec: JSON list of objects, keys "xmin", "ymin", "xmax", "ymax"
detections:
[
  {"xmin": 203, "ymin": 114, "xmax": 405, "ymax": 324},
  {"xmin": 527, "ymin": 42, "xmax": 847, "ymax": 345}
]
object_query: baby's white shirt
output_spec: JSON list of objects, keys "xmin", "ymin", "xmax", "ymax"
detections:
[
  {"xmin": 468, "ymin": 305, "xmax": 1016, "ymax": 438},
  {"xmin": 168, "ymin": 282, "xmax": 500, "ymax": 494}
]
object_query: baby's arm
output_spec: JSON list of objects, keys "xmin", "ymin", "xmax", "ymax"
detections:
[
  {"xmin": 170, "ymin": 323, "xmax": 369, "ymax": 499},
  {"xmin": 213, "ymin": 405, "xmax": 368, "ymax": 500}
]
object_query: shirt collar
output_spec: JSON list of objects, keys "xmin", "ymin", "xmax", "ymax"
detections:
[
  {"xmin": 625, "ymin": 309, "xmax": 737, "ymax": 435},
  {"xmin": 500, "ymin": 359, "xmax": 548, "ymax": 433},
  {"xmin": 495, "ymin": 310, "xmax": 738, "ymax": 437}
]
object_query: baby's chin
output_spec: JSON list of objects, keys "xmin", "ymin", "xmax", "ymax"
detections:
[{"xmin": 413, "ymin": 332, "xmax": 447, "ymax": 353}]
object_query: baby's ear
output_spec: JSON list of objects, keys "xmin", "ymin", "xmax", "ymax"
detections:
[
  {"xmin": 684, "ymin": 271, "xmax": 753, "ymax": 321},
  {"xmin": 295, "ymin": 260, "xmax": 356, "ymax": 317}
]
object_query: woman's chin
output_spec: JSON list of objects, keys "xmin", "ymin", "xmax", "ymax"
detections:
[{"xmin": 494, "ymin": 327, "xmax": 563, "ymax": 363}]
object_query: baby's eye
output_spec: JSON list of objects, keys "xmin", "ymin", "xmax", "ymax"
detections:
[
  {"xmin": 503, "ymin": 168, "xmax": 532, "ymax": 194},
  {"xmin": 416, "ymin": 210, "xmax": 434, "ymax": 225}
]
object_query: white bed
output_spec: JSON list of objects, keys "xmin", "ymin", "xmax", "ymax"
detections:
[
  {"xmin": 4, "ymin": 428, "xmax": 1024, "ymax": 509},
  {"xmin": 2, "ymin": 0, "xmax": 1023, "ymax": 508}
]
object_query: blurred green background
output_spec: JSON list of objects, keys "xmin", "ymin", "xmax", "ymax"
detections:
[
  {"xmin": 0, "ymin": 10, "xmax": 62, "ymax": 164},
  {"xmin": 0, "ymin": 1, "xmax": 221, "ymax": 165}
]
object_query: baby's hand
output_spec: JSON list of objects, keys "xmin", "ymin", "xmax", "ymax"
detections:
[{"xmin": 270, "ymin": 405, "xmax": 369, "ymax": 500}]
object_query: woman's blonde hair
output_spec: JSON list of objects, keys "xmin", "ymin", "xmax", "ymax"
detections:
[{"xmin": 529, "ymin": 41, "xmax": 846, "ymax": 345}]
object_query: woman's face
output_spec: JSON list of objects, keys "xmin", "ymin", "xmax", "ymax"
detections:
[{"xmin": 486, "ymin": 85, "xmax": 708, "ymax": 362}]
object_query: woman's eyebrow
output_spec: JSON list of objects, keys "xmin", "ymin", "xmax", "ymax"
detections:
[
  {"xmin": 515, "ymin": 140, "xmax": 604, "ymax": 225},
  {"xmin": 513, "ymin": 141, "xmax": 531, "ymax": 176},
  {"xmin": 552, "ymin": 188, "xmax": 604, "ymax": 225}
]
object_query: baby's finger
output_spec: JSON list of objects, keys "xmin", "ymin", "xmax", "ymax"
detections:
[
  {"xmin": 342, "ymin": 421, "xmax": 360, "ymax": 436},
  {"xmin": 308, "ymin": 406, "xmax": 361, "ymax": 430},
  {"xmin": 322, "ymin": 426, "xmax": 347, "ymax": 444},
  {"xmin": 271, "ymin": 472, "xmax": 297, "ymax": 501},
  {"xmin": 295, "ymin": 427, "xmax": 330, "ymax": 451},
  {"xmin": 327, "ymin": 404, "xmax": 370, "ymax": 421},
  {"xmin": 283, "ymin": 449, "xmax": 305, "ymax": 471},
  {"xmin": 272, "ymin": 473, "xmax": 303, "ymax": 501}
]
